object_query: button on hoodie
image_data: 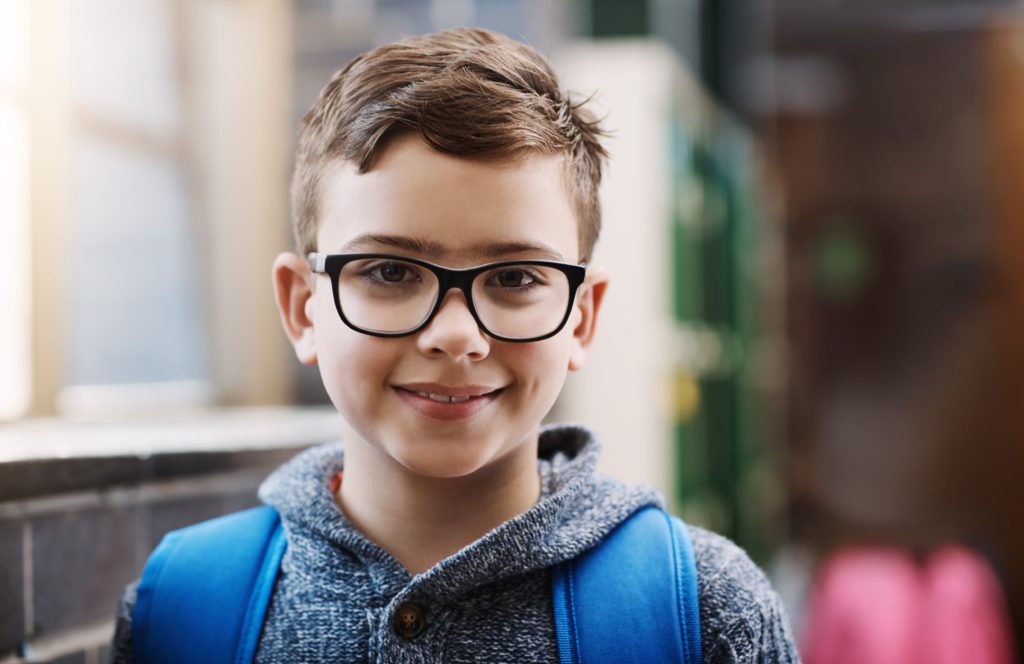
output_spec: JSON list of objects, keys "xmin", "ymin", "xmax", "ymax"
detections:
[{"xmin": 393, "ymin": 601, "xmax": 427, "ymax": 640}]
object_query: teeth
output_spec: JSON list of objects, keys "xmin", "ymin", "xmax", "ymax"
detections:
[{"xmin": 416, "ymin": 392, "xmax": 473, "ymax": 404}]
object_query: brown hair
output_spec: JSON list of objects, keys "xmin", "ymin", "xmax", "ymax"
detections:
[{"xmin": 292, "ymin": 27, "xmax": 608, "ymax": 261}]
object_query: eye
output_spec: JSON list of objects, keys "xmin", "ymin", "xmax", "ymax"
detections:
[
  {"xmin": 493, "ymin": 269, "xmax": 534, "ymax": 288},
  {"xmin": 376, "ymin": 262, "xmax": 410, "ymax": 283}
]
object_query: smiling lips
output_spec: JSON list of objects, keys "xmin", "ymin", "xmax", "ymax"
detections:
[
  {"xmin": 416, "ymin": 392, "xmax": 474, "ymax": 404},
  {"xmin": 393, "ymin": 382, "xmax": 504, "ymax": 421}
]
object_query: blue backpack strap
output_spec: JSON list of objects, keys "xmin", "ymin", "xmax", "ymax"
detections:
[
  {"xmin": 133, "ymin": 505, "xmax": 286, "ymax": 664},
  {"xmin": 551, "ymin": 506, "xmax": 702, "ymax": 664}
]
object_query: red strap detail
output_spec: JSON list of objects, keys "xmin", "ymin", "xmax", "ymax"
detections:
[{"xmin": 329, "ymin": 471, "xmax": 343, "ymax": 494}]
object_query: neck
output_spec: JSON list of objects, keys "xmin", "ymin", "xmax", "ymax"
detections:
[{"xmin": 337, "ymin": 433, "xmax": 541, "ymax": 575}]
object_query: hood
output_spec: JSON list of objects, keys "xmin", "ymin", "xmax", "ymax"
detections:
[{"xmin": 258, "ymin": 423, "xmax": 663, "ymax": 602}]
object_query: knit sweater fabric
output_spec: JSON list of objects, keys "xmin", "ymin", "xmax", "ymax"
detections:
[{"xmin": 110, "ymin": 424, "xmax": 799, "ymax": 663}]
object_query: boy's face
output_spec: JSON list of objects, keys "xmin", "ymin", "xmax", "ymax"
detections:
[{"xmin": 274, "ymin": 135, "xmax": 607, "ymax": 480}]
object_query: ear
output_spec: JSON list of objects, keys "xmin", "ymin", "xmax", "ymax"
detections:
[
  {"xmin": 272, "ymin": 252, "xmax": 318, "ymax": 365},
  {"xmin": 568, "ymin": 266, "xmax": 609, "ymax": 371}
]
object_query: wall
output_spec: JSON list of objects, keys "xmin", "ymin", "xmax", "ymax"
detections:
[{"xmin": 0, "ymin": 409, "xmax": 340, "ymax": 663}]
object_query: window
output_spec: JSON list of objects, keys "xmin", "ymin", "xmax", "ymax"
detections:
[
  {"xmin": 0, "ymin": 0, "xmax": 31, "ymax": 419},
  {"xmin": 61, "ymin": 0, "xmax": 211, "ymax": 414},
  {"xmin": 3, "ymin": 1, "xmax": 293, "ymax": 421}
]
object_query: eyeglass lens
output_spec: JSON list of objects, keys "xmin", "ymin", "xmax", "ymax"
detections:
[{"xmin": 335, "ymin": 257, "xmax": 571, "ymax": 339}]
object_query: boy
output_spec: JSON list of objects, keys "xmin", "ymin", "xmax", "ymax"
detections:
[{"xmin": 111, "ymin": 27, "xmax": 798, "ymax": 663}]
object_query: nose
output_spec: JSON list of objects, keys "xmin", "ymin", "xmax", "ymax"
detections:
[{"xmin": 415, "ymin": 290, "xmax": 490, "ymax": 361}]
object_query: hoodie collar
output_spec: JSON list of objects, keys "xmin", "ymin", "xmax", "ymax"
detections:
[{"xmin": 258, "ymin": 424, "xmax": 663, "ymax": 602}]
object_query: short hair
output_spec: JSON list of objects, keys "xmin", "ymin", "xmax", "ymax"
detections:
[{"xmin": 292, "ymin": 27, "xmax": 608, "ymax": 262}]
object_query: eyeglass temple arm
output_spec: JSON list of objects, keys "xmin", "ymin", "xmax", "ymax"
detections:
[{"xmin": 307, "ymin": 252, "xmax": 326, "ymax": 273}]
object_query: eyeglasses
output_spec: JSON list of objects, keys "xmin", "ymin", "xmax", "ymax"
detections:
[{"xmin": 308, "ymin": 253, "xmax": 587, "ymax": 342}]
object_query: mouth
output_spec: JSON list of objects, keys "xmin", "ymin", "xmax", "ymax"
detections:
[
  {"xmin": 410, "ymin": 391, "xmax": 477, "ymax": 404},
  {"xmin": 394, "ymin": 382, "xmax": 503, "ymax": 398},
  {"xmin": 392, "ymin": 383, "xmax": 505, "ymax": 421}
]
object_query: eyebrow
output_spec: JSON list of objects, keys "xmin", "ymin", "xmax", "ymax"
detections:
[{"xmin": 340, "ymin": 233, "xmax": 567, "ymax": 261}]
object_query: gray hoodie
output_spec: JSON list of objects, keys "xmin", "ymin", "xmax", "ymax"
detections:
[{"xmin": 110, "ymin": 424, "xmax": 799, "ymax": 663}]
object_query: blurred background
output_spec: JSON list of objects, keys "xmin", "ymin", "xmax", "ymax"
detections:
[{"xmin": 3, "ymin": 0, "xmax": 1024, "ymax": 661}]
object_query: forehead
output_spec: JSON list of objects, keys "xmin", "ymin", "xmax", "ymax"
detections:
[{"xmin": 316, "ymin": 135, "xmax": 579, "ymax": 264}]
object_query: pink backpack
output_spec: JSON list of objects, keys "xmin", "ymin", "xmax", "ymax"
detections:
[{"xmin": 802, "ymin": 547, "xmax": 1016, "ymax": 664}]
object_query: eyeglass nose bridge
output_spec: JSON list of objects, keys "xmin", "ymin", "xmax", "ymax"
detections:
[{"xmin": 416, "ymin": 265, "xmax": 489, "ymax": 334}]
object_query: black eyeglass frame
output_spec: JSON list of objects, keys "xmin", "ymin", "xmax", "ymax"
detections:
[{"xmin": 308, "ymin": 252, "xmax": 587, "ymax": 343}]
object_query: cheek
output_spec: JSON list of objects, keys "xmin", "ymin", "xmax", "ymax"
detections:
[
  {"xmin": 314, "ymin": 319, "xmax": 395, "ymax": 412},
  {"xmin": 313, "ymin": 291, "xmax": 372, "ymax": 371},
  {"xmin": 504, "ymin": 336, "xmax": 572, "ymax": 396}
]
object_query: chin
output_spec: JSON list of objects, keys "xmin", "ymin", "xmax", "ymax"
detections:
[
  {"xmin": 395, "ymin": 449, "xmax": 494, "ymax": 480},
  {"xmin": 384, "ymin": 434, "xmax": 515, "ymax": 480}
]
